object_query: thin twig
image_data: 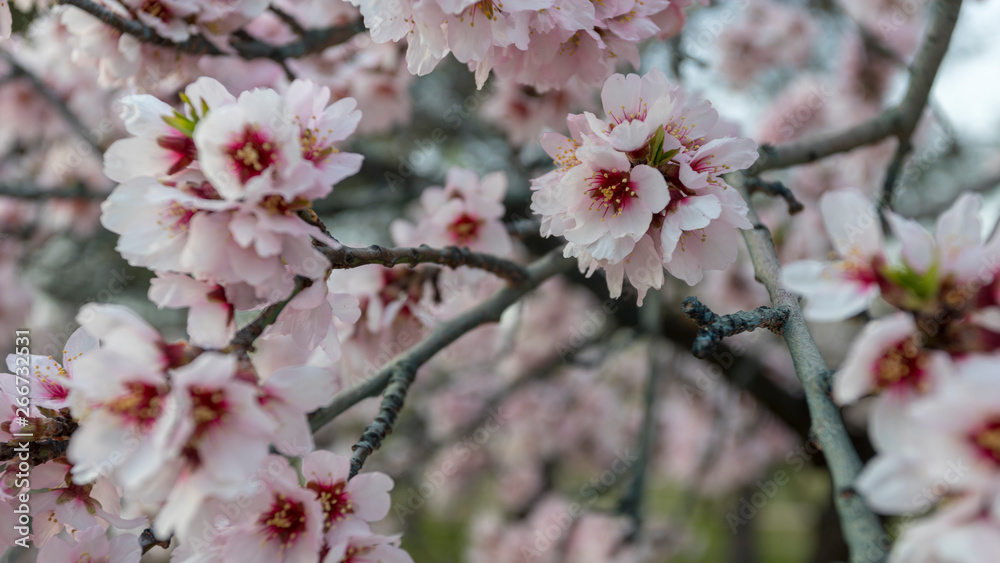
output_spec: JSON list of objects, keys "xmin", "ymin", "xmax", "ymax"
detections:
[
  {"xmin": 617, "ymin": 332, "xmax": 662, "ymax": 539},
  {"xmin": 733, "ymin": 175, "xmax": 886, "ymax": 563},
  {"xmin": 745, "ymin": 178, "xmax": 805, "ymax": 214},
  {"xmin": 0, "ymin": 182, "xmax": 101, "ymax": 201},
  {"xmin": 307, "ymin": 252, "xmax": 573, "ymax": 473},
  {"xmin": 681, "ymin": 297, "xmax": 789, "ymax": 359},
  {"xmin": 226, "ymin": 276, "xmax": 311, "ymax": 353},
  {"xmin": 268, "ymin": 5, "xmax": 308, "ymax": 36},
  {"xmin": 746, "ymin": 0, "xmax": 962, "ymax": 178}
]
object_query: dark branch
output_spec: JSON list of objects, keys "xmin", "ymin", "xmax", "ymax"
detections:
[
  {"xmin": 320, "ymin": 244, "xmax": 529, "ymax": 285},
  {"xmin": 0, "ymin": 438, "xmax": 70, "ymax": 465},
  {"xmin": 681, "ymin": 297, "xmax": 789, "ymax": 359},
  {"xmin": 139, "ymin": 528, "xmax": 171, "ymax": 554},
  {"xmin": 59, "ymin": 0, "xmax": 364, "ymax": 61},
  {"xmin": 0, "ymin": 183, "xmax": 102, "ymax": 201},
  {"xmin": 745, "ymin": 178, "xmax": 805, "ymax": 214}
]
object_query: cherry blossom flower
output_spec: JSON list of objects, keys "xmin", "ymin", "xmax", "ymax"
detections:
[
  {"xmin": 391, "ymin": 168, "xmax": 513, "ymax": 257},
  {"xmin": 784, "ymin": 190, "xmax": 1000, "ymax": 321},
  {"xmin": 532, "ymin": 68, "xmax": 759, "ymax": 296},
  {"xmin": 30, "ymin": 461, "xmax": 146, "ymax": 547},
  {"xmin": 782, "ymin": 188, "xmax": 884, "ymax": 321},
  {"xmin": 36, "ymin": 525, "xmax": 141, "ymax": 563},
  {"xmin": 217, "ymin": 456, "xmax": 326, "ymax": 563},
  {"xmin": 2, "ymin": 326, "xmax": 96, "ymax": 409},
  {"xmin": 832, "ymin": 312, "xmax": 951, "ymax": 405},
  {"xmin": 322, "ymin": 520, "xmax": 413, "ymax": 563},
  {"xmin": 301, "ymin": 450, "xmax": 393, "ymax": 540}
]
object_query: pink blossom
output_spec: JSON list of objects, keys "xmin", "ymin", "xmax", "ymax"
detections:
[
  {"xmin": 832, "ymin": 312, "xmax": 947, "ymax": 404},
  {"xmin": 30, "ymin": 461, "xmax": 146, "ymax": 547},
  {"xmin": 391, "ymin": 168, "xmax": 513, "ymax": 257},
  {"xmin": 301, "ymin": 451, "xmax": 393, "ymax": 540},
  {"xmin": 36, "ymin": 525, "xmax": 141, "ymax": 563},
  {"xmin": 211, "ymin": 455, "xmax": 325, "ymax": 562},
  {"xmin": 782, "ymin": 188, "xmax": 884, "ymax": 321},
  {"xmin": 257, "ymin": 365, "xmax": 341, "ymax": 456},
  {"xmin": 2, "ymin": 326, "xmax": 96, "ymax": 410},
  {"xmin": 322, "ymin": 520, "xmax": 413, "ymax": 563}
]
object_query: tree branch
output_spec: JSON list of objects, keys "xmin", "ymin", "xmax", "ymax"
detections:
[
  {"xmin": 0, "ymin": 182, "xmax": 101, "ymax": 201},
  {"xmin": 681, "ymin": 297, "xmax": 789, "ymax": 359},
  {"xmin": 734, "ymin": 176, "xmax": 886, "ymax": 562},
  {"xmin": 59, "ymin": 0, "xmax": 364, "ymax": 60},
  {"xmin": 746, "ymin": 0, "xmax": 962, "ymax": 180},
  {"xmin": 307, "ymin": 251, "xmax": 574, "ymax": 475},
  {"xmin": 320, "ymin": 243, "xmax": 529, "ymax": 285},
  {"xmin": 745, "ymin": 178, "xmax": 804, "ymax": 214}
]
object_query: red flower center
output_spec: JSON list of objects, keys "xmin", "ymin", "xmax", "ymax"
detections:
[
  {"xmin": 586, "ymin": 168, "xmax": 635, "ymax": 217},
  {"xmin": 448, "ymin": 213, "xmax": 482, "ymax": 245},
  {"xmin": 258, "ymin": 493, "xmax": 309, "ymax": 548},
  {"xmin": 226, "ymin": 126, "xmax": 279, "ymax": 184},
  {"xmin": 187, "ymin": 387, "xmax": 229, "ymax": 444},
  {"xmin": 872, "ymin": 336, "xmax": 928, "ymax": 393},
  {"xmin": 307, "ymin": 480, "xmax": 353, "ymax": 533},
  {"xmin": 104, "ymin": 382, "xmax": 165, "ymax": 430}
]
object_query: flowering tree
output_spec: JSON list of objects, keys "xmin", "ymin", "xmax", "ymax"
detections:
[{"xmin": 0, "ymin": 0, "xmax": 997, "ymax": 561}]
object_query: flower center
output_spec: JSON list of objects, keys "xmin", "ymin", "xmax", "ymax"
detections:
[
  {"xmin": 586, "ymin": 168, "xmax": 635, "ymax": 217},
  {"xmin": 226, "ymin": 126, "xmax": 278, "ymax": 184},
  {"xmin": 187, "ymin": 387, "xmax": 228, "ymax": 444},
  {"xmin": 448, "ymin": 213, "xmax": 482, "ymax": 245},
  {"xmin": 104, "ymin": 382, "xmax": 165, "ymax": 430},
  {"xmin": 258, "ymin": 493, "xmax": 309, "ymax": 548},
  {"xmin": 970, "ymin": 419, "xmax": 1000, "ymax": 466},
  {"xmin": 872, "ymin": 336, "xmax": 928, "ymax": 393},
  {"xmin": 307, "ymin": 480, "xmax": 353, "ymax": 533},
  {"xmin": 300, "ymin": 128, "xmax": 335, "ymax": 165}
]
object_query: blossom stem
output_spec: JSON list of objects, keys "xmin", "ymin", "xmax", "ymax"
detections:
[{"xmin": 745, "ymin": 178, "xmax": 804, "ymax": 215}]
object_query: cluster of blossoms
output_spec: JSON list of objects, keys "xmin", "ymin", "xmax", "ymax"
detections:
[
  {"xmin": 532, "ymin": 68, "xmax": 758, "ymax": 303},
  {"xmin": 353, "ymin": 0, "xmax": 694, "ymax": 90},
  {"xmin": 784, "ymin": 189, "xmax": 1000, "ymax": 558},
  {"xmin": 101, "ymin": 77, "xmax": 363, "ymax": 351},
  {"xmin": 0, "ymin": 303, "xmax": 412, "ymax": 562}
]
